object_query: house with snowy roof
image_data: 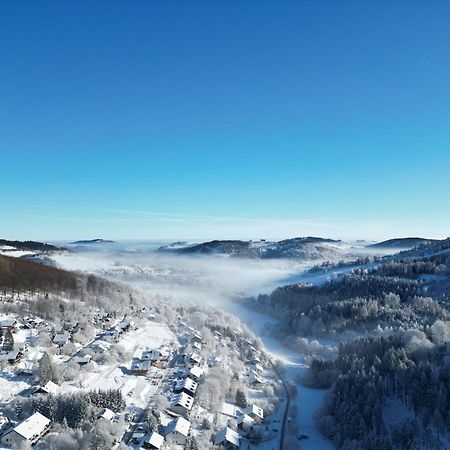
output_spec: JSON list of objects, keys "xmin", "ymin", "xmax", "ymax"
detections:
[
  {"xmin": 0, "ymin": 319, "xmax": 18, "ymax": 331},
  {"xmin": 183, "ymin": 365, "xmax": 204, "ymax": 381},
  {"xmin": 214, "ymin": 426, "xmax": 240, "ymax": 448},
  {"xmin": 74, "ymin": 354, "xmax": 92, "ymax": 365},
  {"xmin": 1, "ymin": 349, "xmax": 24, "ymax": 365},
  {"xmin": 237, "ymin": 413, "xmax": 255, "ymax": 432},
  {"xmin": 89, "ymin": 341, "xmax": 111, "ymax": 354},
  {"xmin": 97, "ymin": 408, "xmax": 115, "ymax": 421},
  {"xmin": 248, "ymin": 372, "xmax": 264, "ymax": 385},
  {"xmin": 164, "ymin": 417, "xmax": 190, "ymax": 446},
  {"xmin": 0, "ymin": 412, "xmax": 50, "ymax": 448},
  {"xmin": 52, "ymin": 331, "xmax": 70, "ymax": 347},
  {"xmin": 174, "ymin": 377, "xmax": 198, "ymax": 396},
  {"xmin": 32, "ymin": 381, "xmax": 59, "ymax": 396},
  {"xmin": 168, "ymin": 392, "xmax": 194, "ymax": 417},
  {"xmin": 187, "ymin": 352, "xmax": 201, "ymax": 366},
  {"xmin": 131, "ymin": 359, "xmax": 151, "ymax": 376},
  {"xmin": 244, "ymin": 404, "xmax": 264, "ymax": 421},
  {"xmin": 143, "ymin": 431, "xmax": 164, "ymax": 449}
]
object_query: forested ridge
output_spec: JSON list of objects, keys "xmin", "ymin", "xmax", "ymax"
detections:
[
  {"xmin": 0, "ymin": 254, "xmax": 137, "ymax": 327},
  {"xmin": 0, "ymin": 239, "xmax": 66, "ymax": 252},
  {"xmin": 247, "ymin": 239, "xmax": 450, "ymax": 449}
]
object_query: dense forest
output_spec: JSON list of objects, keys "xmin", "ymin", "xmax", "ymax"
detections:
[
  {"xmin": 0, "ymin": 239, "xmax": 66, "ymax": 252},
  {"xmin": 0, "ymin": 254, "xmax": 138, "ymax": 328},
  {"xmin": 246, "ymin": 239, "xmax": 450, "ymax": 449}
]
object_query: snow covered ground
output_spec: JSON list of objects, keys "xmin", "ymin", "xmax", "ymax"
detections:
[
  {"xmin": 45, "ymin": 242, "xmax": 350, "ymax": 448},
  {"xmin": 65, "ymin": 321, "xmax": 174, "ymax": 408},
  {"xmin": 225, "ymin": 304, "xmax": 334, "ymax": 450}
]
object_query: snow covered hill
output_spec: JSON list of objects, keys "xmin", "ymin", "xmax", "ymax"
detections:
[{"xmin": 159, "ymin": 236, "xmax": 344, "ymax": 261}]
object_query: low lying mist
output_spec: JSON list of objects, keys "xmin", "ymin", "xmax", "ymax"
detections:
[{"xmin": 51, "ymin": 246, "xmax": 311, "ymax": 306}]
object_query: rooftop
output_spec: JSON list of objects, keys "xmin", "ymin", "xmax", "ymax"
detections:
[{"xmin": 11, "ymin": 412, "xmax": 50, "ymax": 440}]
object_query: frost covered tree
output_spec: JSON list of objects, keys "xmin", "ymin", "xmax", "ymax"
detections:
[
  {"xmin": 430, "ymin": 320, "xmax": 450, "ymax": 344},
  {"xmin": 2, "ymin": 328, "xmax": 14, "ymax": 352},
  {"xmin": 36, "ymin": 352, "xmax": 58, "ymax": 384},
  {"xmin": 235, "ymin": 388, "xmax": 247, "ymax": 408}
]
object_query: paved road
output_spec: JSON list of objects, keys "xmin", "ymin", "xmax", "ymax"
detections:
[{"xmin": 270, "ymin": 360, "xmax": 291, "ymax": 450}]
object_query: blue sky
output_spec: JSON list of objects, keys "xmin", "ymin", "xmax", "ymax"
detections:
[{"xmin": 1, "ymin": 1, "xmax": 449, "ymax": 241}]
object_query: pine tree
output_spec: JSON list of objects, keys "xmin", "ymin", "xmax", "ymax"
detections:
[
  {"xmin": 235, "ymin": 388, "xmax": 247, "ymax": 408},
  {"xmin": 2, "ymin": 329, "xmax": 14, "ymax": 352},
  {"xmin": 37, "ymin": 352, "xmax": 56, "ymax": 384}
]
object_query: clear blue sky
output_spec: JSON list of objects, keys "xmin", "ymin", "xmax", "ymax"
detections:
[{"xmin": 1, "ymin": 1, "xmax": 449, "ymax": 241}]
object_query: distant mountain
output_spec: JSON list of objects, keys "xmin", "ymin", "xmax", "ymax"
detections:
[
  {"xmin": 368, "ymin": 237, "xmax": 438, "ymax": 250},
  {"xmin": 177, "ymin": 240, "xmax": 259, "ymax": 257},
  {"xmin": 160, "ymin": 237, "xmax": 342, "ymax": 260},
  {"xmin": 0, "ymin": 239, "xmax": 66, "ymax": 252},
  {"xmin": 70, "ymin": 239, "xmax": 115, "ymax": 244}
]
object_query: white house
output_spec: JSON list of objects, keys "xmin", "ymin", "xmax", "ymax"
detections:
[
  {"xmin": 32, "ymin": 381, "xmax": 59, "ymax": 396},
  {"xmin": 221, "ymin": 403, "xmax": 242, "ymax": 418},
  {"xmin": 131, "ymin": 359, "xmax": 151, "ymax": 376},
  {"xmin": 144, "ymin": 431, "xmax": 164, "ymax": 449},
  {"xmin": 0, "ymin": 412, "xmax": 50, "ymax": 448},
  {"xmin": 164, "ymin": 417, "xmax": 190, "ymax": 446},
  {"xmin": 168, "ymin": 392, "xmax": 194, "ymax": 417},
  {"xmin": 192, "ymin": 331, "xmax": 202, "ymax": 343},
  {"xmin": 97, "ymin": 408, "xmax": 115, "ymax": 421},
  {"xmin": 52, "ymin": 332, "xmax": 70, "ymax": 347},
  {"xmin": 90, "ymin": 341, "xmax": 111, "ymax": 354},
  {"xmin": 188, "ymin": 352, "xmax": 201, "ymax": 365},
  {"xmin": 74, "ymin": 354, "xmax": 92, "ymax": 365},
  {"xmin": 248, "ymin": 373, "xmax": 264, "ymax": 385},
  {"xmin": 237, "ymin": 413, "xmax": 255, "ymax": 431},
  {"xmin": 174, "ymin": 377, "xmax": 198, "ymax": 396},
  {"xmin": 244, "ymin": 404, "xmax": 264, "ymax": 420},
  {"xmin": 0, "ymin": 319, "xmax": 18, "ymax": 331},
  {"xmin": 2, "ymin": 349, "xmax": 24, "ymax": 365},
  {"xmin": 0, "ymin": 413, "xmax": 11, "ymax": 434},
  {"xmin": 183, "ymin": 365, "xmax": 203, "ymax": 381},
  {"xmin": 251, "ymin": 363, "xmax": 264, "ymax": 373},
  {"xmin": 214, "ymin": 426, "xmax": 240, "ymax": 448}
]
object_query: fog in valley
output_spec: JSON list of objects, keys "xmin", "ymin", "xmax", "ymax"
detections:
[{"xmin": 52, "ymin": 243, "xmax": 319, "ymax": 306}]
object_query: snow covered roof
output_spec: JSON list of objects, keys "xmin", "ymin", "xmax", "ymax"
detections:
[
  {"xmin": 2, "ymin": 349, "xmax": 23, "ymax": 360},
  {"xmin": 244, "ymin": 404, "xmax": 264, "ymax": 419},
  {"xmin": 221, "ymin": 402, "xmax": 242, "ymax": 418},
  {"xmin": 10, "ymin": 412, "xmax": 50, "ymax": 440},
  {"xmin": 187, "ymin": 365, "xmax": 203, "ymax": 379},
  {"xmin": 98, "ymin": 408, "xmax": 115, "ymax": 421},
  {"xmin": 0, "ymin": 318, "xmax": 17, "ymax": 327},
  {"xmin": 189, "ymin": 352, "xmax": 201, "ymax": 363},
  {"xmin": 248, "ymin": 373, "xmax": 264, "ymax": 384},
  {"xmin": 91, "ymin": 341, "xmax": 111, "ymax": 352},
  {"xmin": 53, "ymin": 332, "xmax": 70, "ymax": 344},
  {"xmin": 165, "ymin": 416, "xmax": 190, "ymax": 437},
  {"xmin": 214, "ymin": 426, "xmax": 240, "ymax": 447},
  {"xmin": 251, "ymin": 363, "xmax": 264, "ymax": 372},
  {"xmin": 34, "ymin": 381, "xmax": 59, "ymax": 395},
  {"xmin": 74, "ymin": 354, "xmax": 92, "ymax": 364},
  {"xmin": 170, "ymin": 392, "xmax": 194, "ymax": 411},
  {"xmin": 237, "ymin": 413, "xmax": 255, "ymax": 426},
  {"xmin": 175, "ymin": 377, "xmax": 198, "ymax": 395},
  {"xmin": 132, "ymin": 359, "xmax": 151, "ymax": 371},
  {"xmin": 193, "ymin": 331, "xmax": 202, "ymax": 340},
  {"xmin": 146, "ymin": 431, "xmax": 164, "ymax": 449}
]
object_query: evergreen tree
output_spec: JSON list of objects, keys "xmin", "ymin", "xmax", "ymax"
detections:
[
  {"xmin": 235, "ymin": 388, "xmax": 247, "ymax": 408},
  {"xmin": 2, "ymin": 329, "xmax": 14, "ymax": 352},
  {"xmin": 37, "ymin": 352, "xmax": 57, "ymax": 384}
]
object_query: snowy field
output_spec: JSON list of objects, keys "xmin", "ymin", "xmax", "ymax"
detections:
[{"xmin": 63, "ymin": 321, "xmax": 174, "ymax": 409}]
